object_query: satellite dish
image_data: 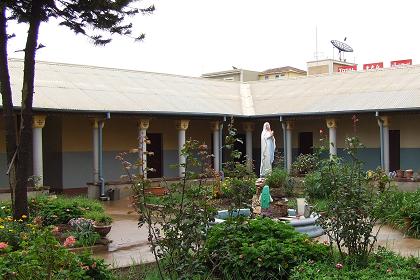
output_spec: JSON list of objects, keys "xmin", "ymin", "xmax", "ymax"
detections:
[{"xmin": 331, "ymin": 39, "xmax": 353, "ymax": 61}]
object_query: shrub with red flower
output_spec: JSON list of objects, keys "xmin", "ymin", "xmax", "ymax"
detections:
[
  {"xmin": 63, "ymin": 236, "xmax": 76, "ymax": 247},
  {"xmin": 0, "ymin": 242, "xmax": 8, "ymax": 250},
  {"xmin": 335, "ymin": 263, "xmax": 343, "ymax": 270}
]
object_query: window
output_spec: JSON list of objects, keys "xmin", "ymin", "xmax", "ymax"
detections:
[{"xmin": 275, "ymin": 74, "xmax": 280, "ymax": 79}]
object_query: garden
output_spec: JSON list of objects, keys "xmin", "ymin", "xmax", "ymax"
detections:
[
  {"xmin": 0, "ymin": 195, "xmax": 115, "ymax": 279},
  {"xmin": 114, "ymin": 118, "xmax": 420, "ymax": 279}
]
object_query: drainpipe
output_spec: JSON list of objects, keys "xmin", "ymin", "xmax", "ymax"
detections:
[
  {"xmin": 98, "ymin": 112, "xmax": 111, "ymax": 200},
  {"xmin": 376, "ymin": 111, "xmax": 385, "ymax": 170},
  {"xmin": 280, "ymin": 116, "xmax": 287, "ymax": 171},
  {"xmin": 219, "ymin": 116, "xmax": 226, "ymax": 173}
]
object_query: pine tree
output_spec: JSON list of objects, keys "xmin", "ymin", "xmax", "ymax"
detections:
[{"xmin": 0, "ymin": 0, "xmax": 154, "ymax": 218}]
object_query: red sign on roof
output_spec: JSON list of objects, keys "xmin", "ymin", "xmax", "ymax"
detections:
[
  {"xmin": 363, "ymin": 62, "xmax": 383, "ymax": 70},
  {"xmin": 391, "ymin": 59, "xmax": 412, "ymax": 67},
  {"xmin": 338, "ymin": 65, "xmax": 357, "ymax": 72}
]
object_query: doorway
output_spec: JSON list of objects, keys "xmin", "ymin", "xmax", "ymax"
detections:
[
  {"xmin": 298, "ymin": 132, "xmax": 313, "ymax": 155},
  {"xmin": 233, "ymin": 133, "xmax": 247, "ymax": 163},
  {"xmin": 389, "ymin": 130, "xmax": 400, "ymax": 172},
  {"xmin": 147, "ymin": 133, "xmax": 163, "ymax": 178}
]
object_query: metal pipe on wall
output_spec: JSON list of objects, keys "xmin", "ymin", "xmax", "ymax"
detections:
[
  {"xmin": 376, "ymin": 112, "xmax": 385, "ymax": 170},
  {"xmin": 98, "ymin": 112, "xmax": 111, "ymax": 200},
  {"xmin": 280, "ymin": 116, "xmax": 287, "ymax": 171}
]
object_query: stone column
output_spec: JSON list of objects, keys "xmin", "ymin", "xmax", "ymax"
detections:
[
  {"xmin": 243, "ymin": 122, "xmax": 254, "ymax": 171},
  {"xmin": 377, "ymin": 116, "xmax": 390, "ymax": 173},
  {"xmin": 326, "ymin": 118, "xmax": 337, "ymax": 156},
  {"xmin": 92, "ymin": 119, "xmax": 104, "ymax": 183},
  {"xmin": 138, "ymin": 119, "xmax": 150, "ymax": 178},
  {"xmin": 382, "ymin": 116, "xmax": 390, "ymax": 173},
  {"xmin": 286, "ymin": 121, "xmax": 294, "ymax": 173},
  {"xmin": 210, "ymin": 121, "xmax": 220, "ymax": 172},
  {"xmin": 33, "ymin": 115, "xmax": 46, "ymax": 187},
  {"xmin": 176, "ymin": 120, "xmax": 189, "ymax": 177}
]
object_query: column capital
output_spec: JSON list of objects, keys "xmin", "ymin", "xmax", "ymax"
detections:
[
  {"xmin": 286, "ymin": 121, "xmax": 294, "ymax": 130},
  {"xmin": 379, "ymin": 116, "xmax": 390, "ymax": 127},
  {"xmin": 326, "ymin": 118, "xmax": 337, "ymax": 128},
  {"xmin": 176, "ymin": 120, "xmax": 189, "ymax": 130},
  {"xmin": 242, "ymin": 122, "xmax": 255, "ymax": 133},
  {"xmin": 210, "ymin": 121, "xmax": 220, "ymax": 132},
  {"xmin": 138, "ymin": 119, "xmax": 150, "ymax": 130},
  {"xmin": 33, "ymin": 115, "xmax": 46, "ymax": 128},
  {"xmin": 91, "ymin": 118, "xmax": 105, "ymax": 129}
]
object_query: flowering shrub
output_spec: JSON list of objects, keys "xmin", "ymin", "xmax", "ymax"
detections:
[
  {"xmin": 63, "ymin": 235, "xmax": 77, "ymax": 247},
  {"xmin": 27, "ymin": 195, "xmax": 105, "ymax": 226},
  {"xmin": 205, "ymin": 218, "xmax": 329, "ymax": 279},
  {"xmin": 68, "ymin": 217, "xmax": 100, "ymax": 247},
  {"xmin": 0, "ymin": 216, "xmax": 37, "ymax": 250},
  {"xmin": 290, "ymin": 248, "xmax": 420, "ymax": 280},
  {"xmin": 0, "ymin": 228, "xmax": 114, "ymax": 279},
  {"xmin": 292, "ymin": 153, "xmax": 318, "ymax": 175}
]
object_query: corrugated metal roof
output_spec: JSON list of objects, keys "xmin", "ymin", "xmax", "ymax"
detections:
[
  {"xmin": 7, "ymin": 59, "xmax": 420, "ymax": 117},
  {"xmin": 9, "ymin": 59, "xmax": 243, "ymax": 116},
  {"xmin": 250, "ymin": 65, "xmax": 420, "ymax": 116}
]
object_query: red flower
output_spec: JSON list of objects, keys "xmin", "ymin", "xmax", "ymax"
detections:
[
  {"xmin": 319, "ymin": 129, "xmax": 323, "ymax": 134},
  {"xmin": 0, "ymin": 242, "xmax": 8, "ymax": 250},
  {"xmin": 64, "ymin": 236, "xmax": 76, "ymax": 247},
  {"xmin": 335, "ymin": 263, "xmax": 343, "ymax": 270},
  {"xmin": 51, "ymin": 226, "xmax": 59, "ymax": 234}
]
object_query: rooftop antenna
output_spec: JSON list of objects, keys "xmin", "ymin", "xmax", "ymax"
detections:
[
  {"xmin": 331, "ymin": 38, "xmax": 353, "ymax": 61},
  {"xmin": 315, "ymin": 26, "xmax": 318, "ymax": 61}
]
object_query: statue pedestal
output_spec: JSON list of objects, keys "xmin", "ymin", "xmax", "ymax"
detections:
[{"xmin": 255, "ymin": 178, "xmax": 265, "ymax": 196}]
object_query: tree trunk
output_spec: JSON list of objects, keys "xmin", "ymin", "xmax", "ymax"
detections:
[
  {"xmin": 14, "ymin": 0, "xmax": 42, "ymax": 219},
  {"xmin": 0, "ymin": 5, "xmax": 18, "ymax": 208}
]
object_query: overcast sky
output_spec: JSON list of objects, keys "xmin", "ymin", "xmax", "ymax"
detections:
[{"xmin": 7, "ymin": 0, "xmax": 420, "ymax": 77}]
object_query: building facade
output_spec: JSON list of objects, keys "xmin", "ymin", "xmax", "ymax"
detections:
[{"xmin": 1, "ymin": 59, "xmax": 420, "ymax": 196}]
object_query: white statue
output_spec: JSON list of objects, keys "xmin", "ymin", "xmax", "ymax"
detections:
[{"xmin": 260, "ymin": 122, "xmax": 276, "ymax": 177}]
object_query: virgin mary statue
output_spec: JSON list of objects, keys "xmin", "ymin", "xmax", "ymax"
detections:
[{"xmin": 260, "ymin": 122, "xmax": 276, "ymax": 177}]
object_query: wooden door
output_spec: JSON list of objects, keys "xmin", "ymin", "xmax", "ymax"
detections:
[
  {"xmin": 389, "ymin": 130, "xmax": 400, "ymax": 172},
  {"xmin": 147, "ymin": 133, "xmax": 163, "ymax": 178},
  {"xmin": 298, "ymin": 132, "xmax": 313, "ymax": 155}
]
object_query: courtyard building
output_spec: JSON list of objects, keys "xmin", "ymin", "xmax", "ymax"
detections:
[{"xmin": 1, "ymin": 58, "xmax": 420, "ymax": 197}]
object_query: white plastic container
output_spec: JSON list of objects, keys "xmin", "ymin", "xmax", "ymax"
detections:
[{"xmin": 296, "ymin": 198, "xmax": 306, "ymax": 216}]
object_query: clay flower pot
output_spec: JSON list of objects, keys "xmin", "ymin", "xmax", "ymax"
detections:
[
  {"xmin": 396, "ymin": 170, "xmax": 404, "ymax": 178},
  {"xmin": 93, "ymin": 224, "xmax": 112, "ymax": 237},
  {"xmin": 405, "ymin": 169, "xmax": 414, "ymax": 179}
]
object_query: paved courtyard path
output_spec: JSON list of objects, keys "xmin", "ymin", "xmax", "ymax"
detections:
[{"xmin": 94, "ymin": 197, "xmax": 156, "ymax": 268}]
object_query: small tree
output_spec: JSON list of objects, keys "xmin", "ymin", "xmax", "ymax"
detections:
[
  {"xmin": 119, "ymin": 138, "xmax": 218, "ymax": 280},
  {"xmin": 0, "ymin": 0, "xmax": 154, "ymax": 218},
  {"xmin": 316, "ymin": 135, "xmax": 392, "ymax": 266},
  {"xmin": 222, "ymin": 117, "xmax": 256, "ymax": 213}
]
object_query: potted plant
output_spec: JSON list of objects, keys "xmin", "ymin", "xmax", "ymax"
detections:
[{"xmin": 84, "ymin": 212, "xmax": 113, "ymax": 237}]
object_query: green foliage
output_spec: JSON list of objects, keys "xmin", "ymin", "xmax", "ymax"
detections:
[
  {"xmin": 0, "ymin": 216, "xmax": 35, "ymax": 250},
  {"xmin": 292, "ymin": 153, "xmax": 318, "ymax": 175},
  {"xmin": 0, "ymin": 227, "xmax": 114, "ymax": 279},
  {"xmin": 83, "ymin": 211, "xmax": 113, "ymax": 226},
  {"xmin": 68, "ymin": 218, "xmax": 100, "ymax": 247},
  {"xmin": 125, "ymin": 139, "xmax": 218, "ymax": 280},
  {"xmin": 290, "ymin": 248, "xmax": 420, "ymax": 280},
  {"xmin": 316, "ymin": 136, "xmax": 393, "ymax": 266},
  {"xmin": 265, "ymin": 167, "xmax": 288, "ymax": 189},
  {"xmin": 205, "ymin": 217, "xmax": 329, "ymax": 279},
  {"xmin": 222, "ymin": 118, "xmax": 257, "ymax": 211},
  {"xmin": 378, "ymin": 189, "xmax": 420, "ymax": 237},
  {"xmin": 27, "ymin": 195, "xmax": 106, "ymax": 226}
]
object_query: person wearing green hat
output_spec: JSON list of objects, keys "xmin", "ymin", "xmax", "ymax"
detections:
[{"xmin": 259, "ymin": 185, "xmax": 273, "ymax": 217}]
